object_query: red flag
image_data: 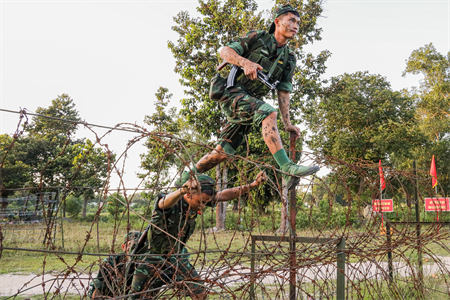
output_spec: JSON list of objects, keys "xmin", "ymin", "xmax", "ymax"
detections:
[
  {"xmin": 379, "ymin": 160, "xmax": 386, "ymax": 191},
  {"xmin": 430, "ymin": 155, "xmax": 438, "ymax": 188}
]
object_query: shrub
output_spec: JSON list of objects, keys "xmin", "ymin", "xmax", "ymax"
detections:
[{"xmin": 65, "ymin": 196, "xmax": 82, "ymax": 218}]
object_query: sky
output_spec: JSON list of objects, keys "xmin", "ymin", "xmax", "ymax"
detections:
[{"xmin": 1, "ymin": 0, "xmax": 449, "ymax": 189}]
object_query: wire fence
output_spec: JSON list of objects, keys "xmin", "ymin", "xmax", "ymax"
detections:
[{"xmin": 1, "ymin": 108, "xmax": 450, "ymax": 299}]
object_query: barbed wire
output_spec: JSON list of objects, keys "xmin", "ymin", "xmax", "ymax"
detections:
[{"xmin": 1, "ymin": 108, "xmax": 449, "ymax": 299}]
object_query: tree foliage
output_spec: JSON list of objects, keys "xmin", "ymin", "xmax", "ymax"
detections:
[
  {"xmin": 403, "ymin": 43, "xmax": 450, "ymax": 141},
  {"xmin": 140, "ymin": 87, "xmax": 212, "ymax": 191},
  {"xmin": 168, "ymin": 0, "xmax": 330, "ymax": 213},
  {"xmin": 169, "ymin": 0, "xmax": 330, "ymax": 138},
  {"xmin": 403, "ymin": 43, "xmax": 450, "ymax": 196},
  {"xmin": 0, "ymin": 134, "xmax": 32, "ymax": 198},
  {"xmin": 28, "ymin": 93, "xmax": 81, "ymax": 138},
  {"xmin": 0, "ymin": 94, "xmax": 110, "ymax": 202},
  {"xmin": 306, "ymin": 71, "xmax": 423, "ymax": 163},
  {"xmin": 304, "ymin": 71, "xmax": 425, "ymax": 202}
]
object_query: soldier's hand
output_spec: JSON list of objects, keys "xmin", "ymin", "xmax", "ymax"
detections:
[
  {"xmin": 92, "ymin": 289, "xmax": 102, "ymax": 298},
  {"xmin": 181, "ymin": 177, "xmax": 200, "ymax": 194},
  {"xmin": 251, "ymin": 171, "xmax": 268, "ymax": 188},
  {"xmin": 285, "ymin": 124, "xmax": 301, "ymax": 140},
  {"xmin": 243, "ymin": 60, "xmax": 263, "ymax": 81}
]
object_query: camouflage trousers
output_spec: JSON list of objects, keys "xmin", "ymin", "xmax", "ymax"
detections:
[
  {"xmin": 129, "ymin": 253, "xmax": 203, "ymax": 299},
  {"xmin": 218, "ymin": 84, "xmax": 276, "ymax": 155}
]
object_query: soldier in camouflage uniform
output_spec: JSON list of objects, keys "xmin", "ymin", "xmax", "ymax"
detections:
[
  {"xmin": 197, "ymin": 4, "xmax": 319, "ymax": 191},
  {"xmin": 88, "ymin": 231, "xmax": 143, "ymax": 298},
  {"xmin": 128, "ymin": 171, "xmax": 267, "ymax": 299}
]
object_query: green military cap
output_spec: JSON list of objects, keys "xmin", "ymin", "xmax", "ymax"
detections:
[
  {"xmin": 124, "ymin": 230, "xmax": 141, "ymax": 243},
  {"xmin": 269, "ymin": 4, "xmax": 300, "ymax": 34},
  {"xmin": 175, "ymin": 171, "xmax": 216, "ymax": 192}
]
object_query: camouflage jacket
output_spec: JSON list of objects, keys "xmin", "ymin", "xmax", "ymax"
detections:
[
  {"xmin": 147, "ymin": 193, "xmax": 214, "ymax": 255},
  {"xmin": 88, "ymin": 254, "xmax": 130, "ymax": 298},
  {"xmin": 226, "ymin": 30, "xmax": 297, "ymax": 98}
]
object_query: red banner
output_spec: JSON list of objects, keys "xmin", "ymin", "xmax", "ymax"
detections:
[
  {"xmin": 379, "ymin": 160, "xmax": 386, "ymax": 190},
  {"xmin": 425, "ymin": 198, "xmax": 450, "ymax": 211},
  {"xmin": 372, "ymin": 199, "xmax": 393, "ymax": 212},
  {"xmin": 430, "ymin": 155, "xmax": 438, "ymax": 188}
]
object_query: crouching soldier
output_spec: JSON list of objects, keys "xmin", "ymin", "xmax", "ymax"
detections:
[
  {"xmin": 128, "ymin": 171, "xmax": 267, "ymax": 299},
  {"xmin": 89, "ymin": 230, "xmax": 144, "ymax": 298}
]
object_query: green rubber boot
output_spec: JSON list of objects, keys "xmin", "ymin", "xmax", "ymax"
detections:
[{"xmin": 281, "ymin": 161, "xmax": 320, "ymax": 190}]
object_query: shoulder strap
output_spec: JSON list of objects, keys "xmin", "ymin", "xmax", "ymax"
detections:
[
  {"xmin": 268, "ymin": 46, "xmax": 288, "ymax": 79},
  {"xmin": 247, "ymin": 32, "xmax": 273, "ymax": 54}
]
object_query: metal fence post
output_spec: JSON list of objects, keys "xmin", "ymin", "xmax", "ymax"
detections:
[
  {"xmin": 386, "ymin": 221, "xmax": 393, "ymax": 284},
  {"xmin": 250, "ymin": 236, "xmax": 255, "ymax": 300},
  {"xmin": 58, "ymin": 188, "xmax": 64, "ymax": 249},
  {"xmin": 336, "ymin": 238, "xmax": 346, "ymax": 300},
  {"xmin": 413, "ymin": 160, "xmax": 423, "ymax": 294}
]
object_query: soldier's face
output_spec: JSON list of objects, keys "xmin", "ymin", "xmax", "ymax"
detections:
[
  {"xmin": 275, "ymin": 12, "xmax": 300, "ymax": 39},
  {"xmin": 121, "ymin": 240, "xmax": 134, "ymax": 253},
  {"xmin": 183, "ymin": 191, "xmax": 213, "ymax": 211}
]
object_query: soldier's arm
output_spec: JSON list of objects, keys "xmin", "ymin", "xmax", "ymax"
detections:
[
  {"xmin": 158, "ymin": 178, "xmax": 199, "ymax": 209},
  {"xmin": 158, "ymin": 189, "xmax": 185, "ymax": 210},
  {"xmin": 91, "ymin": 289, "xmax": 102, "ymax": 298},
  {"xmin": 220, "ymin": 46, "xmax": 262, "ymax": 81},
  {"xmin": 277, "ymin": 90, "xmax": 301, "ymax": 139},
  {"xmin": 214, "ymin": 171, "xmax": 267, "ymax": 202}
]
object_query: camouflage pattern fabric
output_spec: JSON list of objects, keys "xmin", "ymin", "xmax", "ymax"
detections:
[
  {"xmin": 88, "ymin": 231, "xmax": 145, "ymax": 298},
  {"xmin": 209, "ymin": 72, "xmax": 227, "ymax": 101},
  {"xmin": 174, "ymin": 171, "xmax": 216, "ymax": 192},
  {"xmin": 124, "ymin": 230, "xmax": 142, "ymax": 243},
  {"xmin": 217, "ymin": 84, "xmax": 276, "ymax": 155},
  {"xmin": 130, "ymin": 249, "xmax": 203, "ymax": 299},
  {"xmin": 210, "ymin": 30, "xmax": 296, "ymax": 155},
  {"xmin": 88, "ymin": 254, "xmax": 129, "ymax": 298},
  {"xmin": 227, "ymin": 30, "xmax": 296, "ymax": 96},
  {"xmin": 129, "ymin": 194, "xmax": 209, "ymax": 298}
]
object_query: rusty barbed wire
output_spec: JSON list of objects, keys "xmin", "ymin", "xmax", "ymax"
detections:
[{"xmin": 1, "ymin": 109, "xmax": 449, "ymax": 299}]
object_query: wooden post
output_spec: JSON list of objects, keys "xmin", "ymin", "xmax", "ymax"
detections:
[
  {"xmin": 250, "ymin": 236, "xmax": 255, "ymax": 299},
  {"xmin": 58, "ymin": 188, "xmax": 64, "ymax": 249},
  {"xmin": 289, "ymin": 132, "xmax": 297, "ymax": 300},
  {"xmin": 386, "ymin": 221, "xmax": 393, "ymax": 284},
  {"xmin": 336, "ymin": 238, "xmax": 346, "ymax": 300},
  {"xmin": 413, "ymin": 160, "xmax": 423, "ymax": 294}
]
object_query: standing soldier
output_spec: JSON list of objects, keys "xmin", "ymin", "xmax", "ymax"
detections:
[
  {"xmin": 197, "ymin": 4, "xmax": 319, "ymax": 190},
  {"xmin": 128, "ymin": 171, "xmax": 267, "ymax": 299}
]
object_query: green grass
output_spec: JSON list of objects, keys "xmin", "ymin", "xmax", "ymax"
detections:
[
  {"xmin": 0, "ymin": 252, "xmax": 98, "ymax": 275},
  {"xmin": 2, "ymin": 215, "xmax": 450, "ymax": 299}
]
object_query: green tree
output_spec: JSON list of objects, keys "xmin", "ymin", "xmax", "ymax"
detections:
[
  {"xmin": 28, "ymin": 93, "xmax": 81, "ymax": 138},
  {"xmin": 71, "ymin": 139, "xmax": 110, "ymax": 218},
  {"xmin": 403, "ymin": 43, "xmax": 450, "ymax": 141},
  {"xmin": 0, "ymin": 134, "xmax": 32, "ymax": 197},
  {"xmin": 140, "ymin": 87, "xmax": 212, "ymax": 221},
  {"xmin": 140, "ymin": 87, "xmax": 181, "ymax": 189},
  {"xmin": 106, "ymin": 192, "xmax": 126, "ymax": 218},
  {"xmin": 168, "ymin": 0, "xmax": 330, "ymax": 230},
  {"xmin": 403, "ymin": 43, "xmax": 450, "ymax": 196},
  {"xmin": 304, "ymin": 71, "xmax": 425, "ymax": 204},
  {"xmin": 65, "ymin": 195, "xmax": 82, "ymax": 218},
  {"xmin": 169, "ymin": 0, "xmax": 329, "ymax": 137},
  {"xmin": 0, "ymin": 134, "xmax": 32, "ymax": 216},
  {"xmin": 24, "ymin": 94, "xmax": 83, "ymax": 188}
]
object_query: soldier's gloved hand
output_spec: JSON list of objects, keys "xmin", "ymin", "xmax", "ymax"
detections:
[
  {"xmin": 243, "ymin": 60, "xmax": 263, "ymax": 81},
  {"xmin": 251, "ymin": 171, "xmax": 268, "ymax": 188}
]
